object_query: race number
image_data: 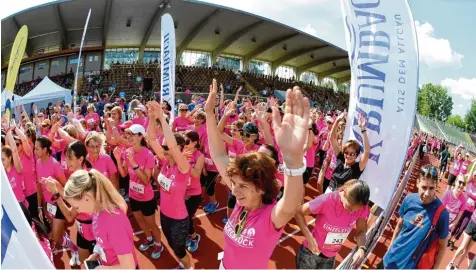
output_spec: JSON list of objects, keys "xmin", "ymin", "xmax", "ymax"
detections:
[
  {"xmin": 130, "ymin": 181, "xmax": 145, "ymax": 194},
  {"xmin": 158, "ymin": 174, "xmax": 172, "ymax": 192},
  {"xmin": 324, "ymin": 232, "xmax": 349, "ymax": 245}
]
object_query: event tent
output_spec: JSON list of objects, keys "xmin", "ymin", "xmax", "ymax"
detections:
[
  {"xmin": 1, "ymin": 90, "xmax": 21, "ymax": 112},
  {"xmin": 14, "ymin": 77, "xmax": 72, "ymax": 114}
]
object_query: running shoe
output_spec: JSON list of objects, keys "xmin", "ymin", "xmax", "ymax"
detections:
[
  {"xmin": 221, "ymin": 217, "xmax": 228, "ymax": 224},
  {"xmin": 69, "ymin": 251, "xmax": 80, "ymax": 267},
  {"xmin": 203, "ymin": 202, "xmax": 213, "ymax": 212},
  {"xmin": 185, "ymin": 236, "xmax": 192, "ymax": 247},
  {"xmin": 449, "ymin": 241, "xmax": 455, "ymax": 251},
  {"xmin": 446, "ymin": 262, "xmax": 453, "ymax": 270},
  {"xmin": 187, "ymin": 234, "xmax": 201, "ymax": 252},
  {"xmin": 206, "ymin": 201, "xmax": 219, "ymax": 213},
  {"xmin": 139, "ymin": 239, "xmax": 155, "ymax": 251},
  {"xmin": 151, "ymin": 243, "xmax": 164, "ymax": 259}
]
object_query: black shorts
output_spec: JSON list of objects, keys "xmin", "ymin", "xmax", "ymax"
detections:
[
  {"xmin": 129, "ymin": 198, "xmax": 157, "ymax": 216},
  {"xmin": 448, "ymin": 174, "xmax": 457, "ymax": 187},
  {"xmin": 465, "ymin": 220, "xmax": 476, "ymax": 242},
  {"xmin": 46, "ymin": 202, "xmax": 65, "ymax": 220},
  {"xmin": 77, "ymin": 231, "xmax": 96, "ymax": 254},
  {"xmin": 160, "ymin": 213, "xmax": 189, "ymax": 259},
  {"xmin": 200, "ymin": 170, "xmax": 218, "ymax": 187},
  {"xmin": 227, "ymin": 191, "xmax": 237, "ymax": 209},
  {"xmin": 440, "ymin": 163, "xmax": 447, "ymax": 172},
  {"xmin": 302, "ymin": 167, "xmax": 314, "ymax": 184}
]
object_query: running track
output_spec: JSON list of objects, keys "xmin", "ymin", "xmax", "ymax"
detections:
[{"xmin": 54, "ymin": 153, "xmax": 474, "ymax": 269}]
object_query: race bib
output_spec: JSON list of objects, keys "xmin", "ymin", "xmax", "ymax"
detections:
[
  {"xmin": 158, "ymin": 174, "xmax": 172, "ymax": 192},
  {"xmin": 47, "ymin": 203, "xmax": 57, "ymax": 216},
  {"xmin": 324, "ymin": 232, "xmax": 349, "ymax": 245},
  {"xmin": 205, "ymin": 158, "xmax": 214, "ymax": 166},
  {"xmin": 130, "ymin": 181, "xmax": 145, "ymax": 194},
  {"xmin": 325, "ymin": 186, "xmax": 334, "ymax": 194},
  {"xmin": 76, "ymin": 221, "xmax": 83, "ymax": 236},
  {"xmin": 468, "ymin": 198, "xmax": 475, "ymax": 207}
]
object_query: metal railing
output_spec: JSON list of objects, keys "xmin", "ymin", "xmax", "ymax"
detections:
[{"xmin": 337, "ymin": 146, "xmax": 420, "ymax": 269}]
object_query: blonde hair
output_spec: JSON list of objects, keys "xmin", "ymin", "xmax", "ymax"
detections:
[
  {"xmin": 64, "ymin": 169, "xmax": 127, "ymax": 214},
  {"xmin": 85, "ymin": 131, "xmax": 105, "ymax": 154},
  {"xmin": 63, "ymin": 124, "xmax": 80, "ymax": 139},
  {"xmin": 87, "ymin": 104, "xmax": 96, "ymax": 112}
]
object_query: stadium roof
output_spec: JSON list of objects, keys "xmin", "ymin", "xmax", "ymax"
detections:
[{"xmin": 1, "ymin": 0, "xmax": 350, "ymax": 82}]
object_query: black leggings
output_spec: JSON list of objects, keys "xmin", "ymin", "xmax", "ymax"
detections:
[
  {"xmin": 200, "ymin": 171, "xmax": 218, "ymax": 196},
  {"xmin": 160, "ymin": 213, "xmax": 189, "ymax": 259},
  {"xmin": 26, "ymin": 192, "xmax": 39, "ymax": 220},
  {"xmin": 185, "ymin": 195, "xmax": 202, "ymax": 235}
]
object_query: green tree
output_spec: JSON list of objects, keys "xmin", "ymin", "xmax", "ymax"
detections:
[
  {"xmin": 464, "ymin": 99, "xmax": 476, "ymax": 133},
  {"xmin": 417, "ymin": 83, "xmax": 453, "ymax": 121},
  {"xmin": 446, "ymin": 115, "xmax": 466, "ymax": 129}
]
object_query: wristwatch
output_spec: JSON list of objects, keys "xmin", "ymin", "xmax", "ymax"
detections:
[{"xmin": 283, "ymin": 162, "xmax": 307, "ymax": 176}]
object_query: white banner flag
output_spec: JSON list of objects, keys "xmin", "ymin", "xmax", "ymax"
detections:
[
  {"xmin": 1, "ymin": 163, "xmax": 54, "ymax": 269},
  {"xmin": 160, "ymin": 13, "xmax": 176, "ymax": 121},
  {"xmin": 340, "ymin": 0, "xmax": 419, "ymax": 209},
  {"xmin": 73, "ymin": 9, "xmax": 91, "ymax": 119}
]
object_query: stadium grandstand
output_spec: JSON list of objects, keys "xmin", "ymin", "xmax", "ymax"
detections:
[
  {"xmin": 416, "ymin": 114, "xmax": 476, "ymax": 153},
  {"xmin": 1, "ymin": 0, "xmax": 350, "ymax": 111}
]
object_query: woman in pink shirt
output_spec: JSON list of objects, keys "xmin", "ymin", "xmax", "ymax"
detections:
[
  {"xmin": 460, "ymin": 153, "xmax": 472, "ymax": 176},
  {"xmin": 85, "ymin": 132, "xmax": 119, "ymax": 191},
  {"xmin": 172, "ymin": 104, "xmax": 192, "ymax": 132},
  {"xmin": 147, "ymin": 101, "xmax": 195, "ymax": 269},
  {"xmin": 443, "ymin": 175, "xmax": 467, "ymax": 250},
  {"xmin": 114, "ymin": 124, "xmax": 164, "ymax": 260},
  {"xmin": 303, "ymin": 122, "xmax": 319, "ymax": 184},
  {"xmin": 448, "ymin": 148, "xmax": 463, "ymax": 188},
  {"xmin": 2, "ymin": 130, "xmax": 27, "ymax": 205},
  {"xmin": 206, "ymin": 81, "xmax": 309, "ymax": 269},
  {"xmin": 63, "ymin": 169, "xmax": 138, "ymax": 269},
  {"xmin": 84, "ymin": 104, "xmax": 100, "ymax": 131},
  {"xmin": 447, "ymin": 165, "xmax": 476, "ymax": 250},
  {"xmin": 295, "ymin": 180, "xmax": 369, "ymax": 268},
  {"xmin": 131, "ymin": 104, "xmax": 149, "ymax": 129},
  {"xmin": 13, "ymin": 126, "xmax": 39, "ymax": 219}
]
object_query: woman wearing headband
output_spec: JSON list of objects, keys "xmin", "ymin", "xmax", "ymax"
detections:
[{"xmin": 206, "ymin": 80, "xmax": 309, "ymax": 269}]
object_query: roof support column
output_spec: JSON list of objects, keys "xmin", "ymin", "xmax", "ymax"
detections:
[{"xmin": 138, "ymin": 0, "xmax": 168, "ymax": 64}]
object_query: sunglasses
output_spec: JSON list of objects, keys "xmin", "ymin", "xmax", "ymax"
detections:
[
  {"xmin": 185, "ymin": 139, "xmax": 191, "ymax": 145},
  {"xmin": 15, "ymin": 142, "xmax": 21, "ymax": 147},
  {"xmin": 234, "ymin": 210, "xmax": 248, "ymax": 238},
  {"xmin": 240, "ymin": 131, "xmax": 254, "ymax": 138},
  {"xmin": 162, "ymin": 145, "xmax": 169, "ymax": 151},
  {"xmin": 344, "ymin": 151, "xmax": 357, "ymax": 157},
  {"xmin": 457, "ymin": 181, "xmax": 466, "ymax": 186},
  {"xmin": 232, "ymin": 129, "xmax": 242, "ymax": 133},
  {"xmin": 179, "ymin": 109, "xmax": 188, "ymax": 112},
  {"xmin": 420, "ymin": 165, "xmax": 438, "ymax": 180}
]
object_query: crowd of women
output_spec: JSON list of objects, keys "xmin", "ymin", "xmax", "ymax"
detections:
[{"xmin": 2, "ymin": 78, "xmax": 475, "ymax": 269}]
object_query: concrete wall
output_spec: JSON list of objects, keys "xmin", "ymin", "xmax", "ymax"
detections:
[{"xmin": 33, "ymin": 60, "xmax": 49, "ymax": 79}]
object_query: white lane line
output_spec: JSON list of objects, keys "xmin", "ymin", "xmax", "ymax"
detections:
[{"xmin": 278, "ymin": 218, "xmax": 315, "ymax": 244}]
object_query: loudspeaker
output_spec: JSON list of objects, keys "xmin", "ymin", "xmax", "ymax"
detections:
[{"xmin": 143, "ymin": 78, "xmax": 153, "ymax": 91}]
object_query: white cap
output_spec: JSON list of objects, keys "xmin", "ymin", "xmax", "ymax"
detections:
[
  {"xmin": 135, "ymin": 104, "xmax": 146, "ymax": 112},
  {"xmin": 127, "ymin": 124, "xmax": 146, "ymax": 135},
  {"xmin": 326, "ymin": 116, "xmax": 334, "ymax": 123}
]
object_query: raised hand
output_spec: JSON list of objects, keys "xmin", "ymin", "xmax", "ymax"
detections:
[
  {"xmin": 358, "ymin": 113, "xmax": 367, "ymax": 130},
  {"xmin": 205, "ymin": 80, "xmax": 218, "ymax": 114},
  {"xmin": 271, "ymin": 86, "xmax": 310, "ymax": 167},
  {"xmin": 40, "ymin": 177, "xmax": 59, "ymax": 194},
  {"xmin": 113, "ymin": 147, "xmax": 123, "ymax": 161}
]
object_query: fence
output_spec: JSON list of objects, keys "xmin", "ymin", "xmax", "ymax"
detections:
[{"xmin": 337, "ymin": 145, "xmax": 420, "ymax": 269}]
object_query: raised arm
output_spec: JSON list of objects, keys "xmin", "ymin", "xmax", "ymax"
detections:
[
  {"xmin": 217, "ymin": 105, "xmax": 235, "ymax": 146},
  {"xmin": 6, "ymin": 130, "xmax": 22, "ymax": 173},
  {"xmin": 146, "ymin": 115, "xmax": 166, "ymax": 161},
  {"xmin": 271, "ymin": 87, "xmax": 309, "ymax": 229},
  {"xmin": 358, "ymin": 113, "xmax": 370, "ymax": 171},
  {"xmin": 330, "ymin": 113, "xmax": 346, "ymax": 156},
  {"xmin": 206, "ymin": 79, "xmax": 232, "ymax": 189},
  {"xmin": 14, "ymin": 126, "xmax": 32, "ymax": 157},
  {"xmin": 150, "ymin": 101, "xmax": 190, "ymax": 173}
]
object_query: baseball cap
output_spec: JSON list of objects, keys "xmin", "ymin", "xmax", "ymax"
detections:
[
  {"xmin": 242, "ymin": 122, "xmax": 259, "ymax": 135},
  {"xmin": 118, "ymin": 121, "xmax": 133, "ymax": 130},
  {"xmin": 126, "ymin": 124, "xmax": 146, "ymax": 135},
  {"xmin": 135, "ymin": 104, "xmax": 146, "ymax": 112}
]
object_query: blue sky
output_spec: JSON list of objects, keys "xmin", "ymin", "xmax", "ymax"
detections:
[{"xmin": 2, "ymin": 0, "xmax": 475, "ymax": 117}]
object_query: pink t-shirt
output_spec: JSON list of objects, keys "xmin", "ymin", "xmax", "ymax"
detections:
[
  {"xmin": 5, "ymin": 166, "xmax": 26, "ymax": 204},
  {"xmin": 451, "ymin": 159, "xmax": 463, "ymax": 176},
  {"xmin": 442, "ymin": 189, "xmax": 466, "ymax": 223},
  {"xmin": 131, "ymin": 116, "xmax": 148, "ymax": 129},
  {"xmin": 223, "ymin": 203, "xmax": 284, "ymax": 269},
  {"xmin": 305, "ymin": 136, "xmax": 319, "ymax": 168},
  {"xmin": 19, "ymin": 152, "xmax": 37, "ymax": 196},
  {"xmin": 185, "ymin": 150, "xmax": 203, "ymax": 196},
  {"xmin": 316, "ymin": 119, "xmax": 326, "ymax": 132},
  {"xmin": 36, "ymin": 156, "xmax": 65, "ymax": 204},
  {"xmin": 241, "ymin": 143, "xmax": 260, "ymax": 154},
  {"xmin": 76, "ymin": 212, "xmax": 95, "ymax": 241},
  {"xmin": 85, "ymin": 113, "xmax": 100, "ymax": 131},
  {"xmin": 318, "ymin": 127, "xmax": 329, "ymax": 151},
  {"xmin": 125, "ymin": 147, "xmax": 155, "ymax": 202},
  {"xmin": 203, "ymin": 145, "xmax": 218, "ymax": 172},
  {"xmin": 173, "ymin": 117, "xmax": 191, "ymax": 132},
  {"xmin": 465, "ymin": 180, "xmax": 476, "ymax": 212},
  {"xmin": 227, "ymin": 138, "xmax": 245, "ymax": 159},
  {"xmin": 194, "ymin": 124, "xmax": 208, "ymax": 149},
  {"xmin": 306, "ymin": 191, "xmax": 369, "ymax": 258},
  {"xmin": 158, "ymin": 161, "xmax": 190, "ymax": 219},
  {"xmin": 88, "ymin": 153, "xmax": 117, "ymax": 178},
  {"xmin": 92, "ymin": 209, "xmax": 138, "ymax": 267},
  {"xmin": 460, "ymin": 160, "xmax": 471, "ymax": 175},
  {"xmin": 324, "ymin": 147, "xmax": 338, "ymax": 180}
]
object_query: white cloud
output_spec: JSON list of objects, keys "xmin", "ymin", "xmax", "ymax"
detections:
[
  {"xmin": 301, "ymin": 24, "xmax": 317, "ymax": 36},
  {"xmin": 415, "ymin": 21, "xmax": 464, "ymax": 68},
  {"xmin": 441, "ymin": 77, "xmax": 476, "ymax": 100}
]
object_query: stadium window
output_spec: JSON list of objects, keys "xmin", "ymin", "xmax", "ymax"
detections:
[
  {"xmin": 104, "ymin": 48, "xmax": 139, "ymax": 69},
  {"xmin": 276, "ymin": 65, "xmax": 296, "ymax": 80},
  {"xmin": 248, "ymin": 60, "xmax": 271, "ymax": 75},
  {"xmin": 143, "ymin": 49, "xmax": 160, "ymax": 64},
  {"xmin": 180, "ymin": 50, "xmax": 211, "ymax": 67},
  {"xmin": 300, "ymin": 71, "xmax": 317, "ymax": 84},
  {"xmin": 216, "ymin": 54, "xmax": 242, "ymax": 71},
  {"xmin": 51, "ymin": 61, "xmax": 59, "ymax": 67}
]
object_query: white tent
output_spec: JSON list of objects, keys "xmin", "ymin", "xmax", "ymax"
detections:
[
  {"xmin": 1, "ymin": 90, "xmax": 21, "ymax": 112},
  {"xmin": 15, "ymin": 77, "xmax": 72, "ymax": 112}
]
